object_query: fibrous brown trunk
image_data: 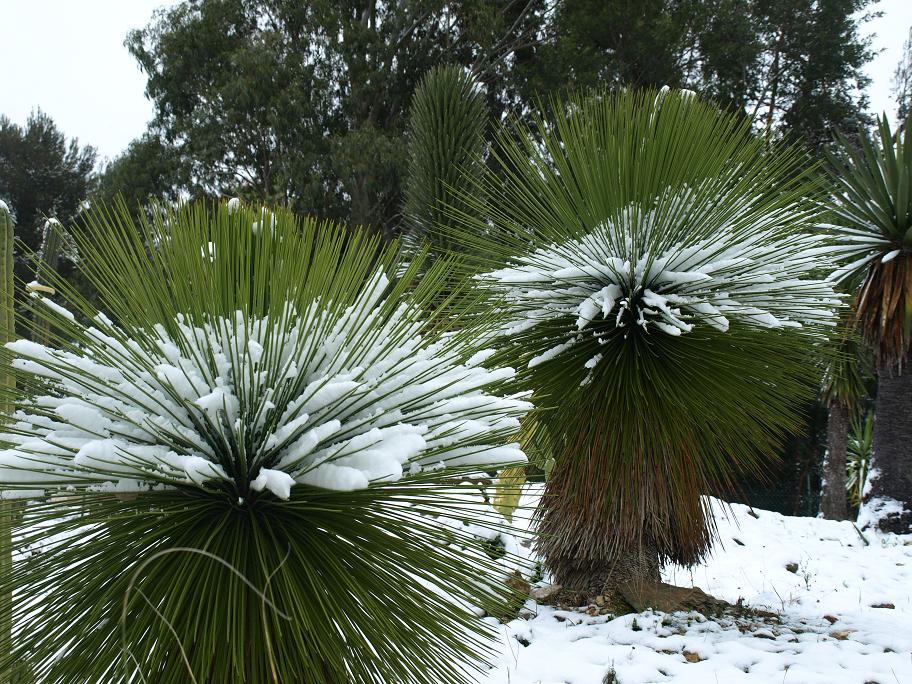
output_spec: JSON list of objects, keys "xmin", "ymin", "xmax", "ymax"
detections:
[
  {"xmin": 535, "ymin": 452, "xmax": 662, "ymax": 605},
  {"xmin": 820, "ymin": 401, "xmax": 849, "ymax": 520},
  {"xmin": 865, "ymin": 360, "xmax": 912, "ymax": 533},
  {"xmin": 535, "ymin": 412, "xmax": 716, "ymax": 609}
]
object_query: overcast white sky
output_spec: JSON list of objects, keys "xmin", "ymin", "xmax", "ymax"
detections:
[{"xmin": 1, "ymin": 0, "xmax": 910, "ymax": 162}]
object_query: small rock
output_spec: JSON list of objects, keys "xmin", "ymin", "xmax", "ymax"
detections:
[
  {"xmin": 683, "ymin": 651, "xmax": 702, "ymax": 663},
  {"xmin": 753, "ymin": 609, "xmax": 779, "ymax": 619},
  {"xmin": 871, "ymin": 602, "xmax": 895, "ymax": 609},
  {"xmin": 586, "ymin": 604, "xmax": 599, "ymax": 616},
  {"xmin": 620, "ymin": 582, "xmax": 729, "ymax": 614},
  {"xmin": 530, "ymin": 584, "xmax": 563, "ymax": 602},
  {"xmin": 785, "ymin": 562, "xmax": 799, "ymax": 573},
  {"xmin": 506, "ymin": 572, "xmax": 530, "ymax": 595},
  {"xmin": 829, "ymin": 629, "xmax": 852, "ymax": 640},
  {"xmin": 823, "ymin": 614, "xmax": 838, "ymax": 624}
]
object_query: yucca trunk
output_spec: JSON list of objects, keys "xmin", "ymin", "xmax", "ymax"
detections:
[
  {"xmin": 820, "ymin": 401, "xmax": 849, "ymax": 520},
  {"xmin": 865, "ymin": 360, "xmax": 912, "ymax": 533},
  {"xmin": 536, "ymin": 455, "xmax": 661, "ymax": 602},
  {"xmin": 535, "ymin": 420, "xmax": 709, "ymax": 604}
]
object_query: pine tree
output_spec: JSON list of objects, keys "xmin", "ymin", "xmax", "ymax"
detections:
[{"xmin": 0, "ymin": 111, "xmax": 95, "ymax": 288}]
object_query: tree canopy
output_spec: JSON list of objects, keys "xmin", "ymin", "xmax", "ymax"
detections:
[
  {"xmin": 121, "ymin": 0, "xmax": 877, "ymax": 234},
  {"xmin": 126, "ymin": 0, "xmax": 548, "ymax": 237},
  {"xmin": 0, "ymin": 110, "xmax": 96, "ymax": 254}
]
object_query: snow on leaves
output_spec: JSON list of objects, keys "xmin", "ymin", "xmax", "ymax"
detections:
[
  {"xmin": 481, "ymin": 189, "xmax": 842, "ymax": 377},
  {"xmin": 0, "ymin": 272, "xmax": 530, "ymax": 500}
]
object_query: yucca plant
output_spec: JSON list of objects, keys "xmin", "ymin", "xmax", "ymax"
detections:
[
  {"xmin": 818, "ymin": 303, "xmax": 869, "ymax": 520},
  {"xmin": 847, "ymin": 410, "xmax": 874, "ymax": 512},
  {"xmin": 0, "ymin": 200, "xmax": 532, "ymax": 683},
  {"xmin": 440, "ymin": 89, "xmax": 842, "ymax": 603},
  {"xmin": 828, "ymin": 116, "xmax": 912, "ymax": 533},
  {"xmin": 403, "ymin": 65, "xmax": 488, "ymax": 258}
]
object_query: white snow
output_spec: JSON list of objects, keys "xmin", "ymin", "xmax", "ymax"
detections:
[
  {"xmin": 857, "ymin": 496, "xmax": 905, "ymax": 531},
  {"xmin": 480, "ymin": 189, "xmax": 842, "ymax": 371},
  {"xmin": 0, "ymin": 270, "xmax": 532, "ymax": 499},
  {"xmin": 477, "ymin": 494, "xmax": 912, "ymax": 684}
]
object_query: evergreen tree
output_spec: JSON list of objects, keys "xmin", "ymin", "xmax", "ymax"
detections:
[
  {"xmin": 517, "ymin": 0, "xmax": 877, "ymax": 150},
  {"xmin": 0, "ymin": 111, "xmax": 96, "ymax": 284},
  {"xmin": 893, "ymin": 27, "xmax": 912, "ymax": 124},
  {"xmin": 127, "ymin": 0, "xmax": 547, "ymax": 238},
  {"xmin": 93, "ymin": 132, "xmax": 189, "ymax": 216},
  {"xmin": 125, "ymin": 1, "xmax": 876, "ymax": 235}
]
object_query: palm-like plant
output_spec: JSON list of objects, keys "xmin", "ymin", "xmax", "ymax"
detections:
[
  {"xmin": 828, "ymin": 116, "xmax": 912, "ymax": 533},
  {"xmin": 0, "ymin": 200, "xmax": 532, "ymax": 683},
  {"xmin": 847, "ymin": 410, "xmax": 874, "ymax": 511},
  {"xmin": 442, "ymin": 90, "xmax": 842, "ymax": 601},
  {"xmin": 403, "ymin": 65, "xmax": 488, "ymax": 258}
]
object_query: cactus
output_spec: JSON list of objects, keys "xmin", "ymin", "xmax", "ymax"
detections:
[
  {"xmin": 0, "ymin": 202, "xmax": 31, "ymax": 683},
  {"xmin": 403, "ymin": 65, "xmax": 488, "ymax": 258},
  {"xmin": 0, "ymin": 201, "xmax": 14, "ymax": 684}
]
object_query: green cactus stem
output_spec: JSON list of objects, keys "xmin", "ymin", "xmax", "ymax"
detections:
[{"xmin": 0, "ymin": 200, "xmax": 15, "ymax": 684}]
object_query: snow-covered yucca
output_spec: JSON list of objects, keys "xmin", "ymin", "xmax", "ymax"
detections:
[
  {"xmin": 0, "ymin": 201, "xmax": 531, "ymax": 683},
  {"xmin": 826, "ymin": 116, "xmax": 912, "ymax": 534},
  {"xmin": 440, "ymin": 90, "xmax": 842, "ymax": 601},
  {"xmin": 487, "ymin": 187, "xmax": 840, "ymax": 385}
]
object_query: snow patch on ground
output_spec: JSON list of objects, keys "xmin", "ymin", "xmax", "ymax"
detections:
[{"xmin": 480, "ymin": 497, "xmax": 912, "ymax": 684}]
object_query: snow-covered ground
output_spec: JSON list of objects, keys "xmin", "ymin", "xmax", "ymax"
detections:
[{"xmin": 480, "ymin": 498, "xmax": 912, "ymax": 684}]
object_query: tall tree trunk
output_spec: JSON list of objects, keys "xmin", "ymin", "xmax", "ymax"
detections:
[
  {"xmin": 763, "ymin": 29, "xmax": 785, "ymax": 145},
  {"xmin": 820, "ymin": 401, "xmax": 849, "ymax": 520},
  {"xmin": 865, "ymin": 360, "xmax": 912, "ymax": 533}
]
